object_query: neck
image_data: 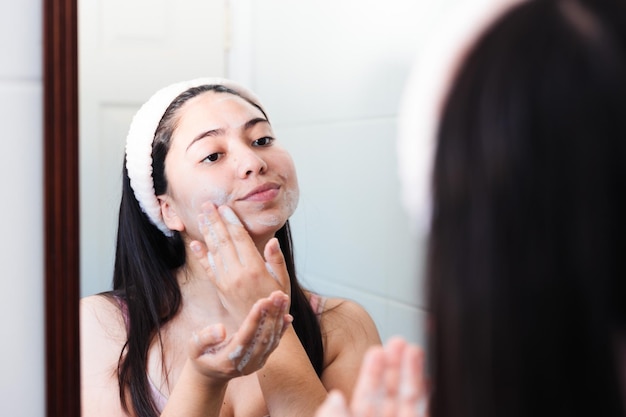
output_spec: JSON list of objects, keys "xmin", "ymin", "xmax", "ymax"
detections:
[{"xmin": 176, "ymin": 262, "xmax": 228, "ymax": 319}]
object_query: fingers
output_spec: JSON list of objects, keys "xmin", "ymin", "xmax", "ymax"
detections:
[
  {"xmin": 191, "ymin": 203, "xmax": 291, "ymax": 321},
  {"xmin": 189, "ymin": 323, "xmax": 227, "ymax": 359},
  {"xmin": 351, "ymin": 346, "xmax": 386, "ymax": 417},
  {"xmin": 187, "ymin": 291, "xmax": 290, "ymax": 382},
  {"xmin": 197, "ymin": 203, "xmax": 244, "ymax": 277},
  {"xmin": 195, "ymin": 203, "xmax": 286, "ymax": 287},
  {"xmin": 263, "ymin": 238, "xmax": 291, "ymax": 292},
  {"xmin": 189, "ymin": 240, "xmax": 217, "ymax": 279},
  {"xmin": 349, "ymin": 338, "xmax": 427, "ymax": 417},
  {"xmin": 231, "ymin": 291, "xmax": 290, "ymax": 374},
  {"xmin": 315, "ymin": 391, "xmax": 352, "ymax": 417},
  {"xmin": 398, "ymin": 344, "xmax": 426, "ymax": 417},
  {"xmin": 382, "ymin": 338, "xmax": 405, "ymax": 406}
]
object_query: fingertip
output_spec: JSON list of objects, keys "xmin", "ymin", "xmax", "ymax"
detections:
[
  {"xmin": 325, "ymin": 391, "xmax": 348, "ymax": 411},
  {"xmin": 363, "ymin": 345, "xmax": 385, "ymax": 366},
  {"xmin": 265, "ymin": 238, "xmax": 282, "ymax": 259},
  {"xmin": 196, "ymin": 323, "xmax": 226, "ymax": 346},
  {"xmin": 219, "ymin": 205, "xmax": 243, "ymax": 226},
  {"xmin": 270, "ymin": 290, "xmax": 288, "ymax": 306},
  {"xmin": 201, "ymin": 201, "xmax": 217, "ymax": 214},
  {"xmin": 190, "ymin": 240, "xmax": 203, "ymax": 254},
  {"xmin": 385, "ymin": 336, "xmax": 408, "ymax": 351},
  {"xmin": 211, "ymin": 323, "xmax": 227, "ymax": 340},
  {"xmin": 384, "ymin": 336, "xmax": 407, "ymax": 363},
  {"xmin": 281, "ymin": 314, "xmax": 294, "ymax": 334}
]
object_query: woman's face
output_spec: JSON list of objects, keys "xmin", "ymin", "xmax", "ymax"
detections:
[{"xmin": 159, "ymin": 90, "xmax": 299, "ymax": 243}]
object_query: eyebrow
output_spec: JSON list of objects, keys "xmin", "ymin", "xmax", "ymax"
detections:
[{"xmin": 186, "ymin": 117, "xmax": 270, "ymax": 151}]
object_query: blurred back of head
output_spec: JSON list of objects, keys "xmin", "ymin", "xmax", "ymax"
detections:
[{"xmin": 427, "ymin": 0, "xmax": 626, "ymax": 416}]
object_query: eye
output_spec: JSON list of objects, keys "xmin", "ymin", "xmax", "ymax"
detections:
[
  {"xmin": 253, "ymin": 137, "xmax": 274, "ymax": 147},
  {"xmin": 202, "ymin": 152, "xmax": 223, "ymax": 163}
]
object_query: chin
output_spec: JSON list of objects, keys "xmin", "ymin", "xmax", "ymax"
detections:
[{"xmin": 242, "ymin": 212, "xmax": 288, "ymax": 238}]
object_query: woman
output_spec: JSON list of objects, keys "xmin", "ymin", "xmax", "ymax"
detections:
[{"xmin": 80, "ymin": 78, "xmax": 381, "ymax": 417}]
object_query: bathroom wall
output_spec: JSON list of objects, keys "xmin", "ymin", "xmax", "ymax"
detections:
[
  {"xmin": 227, "ymin": 0, "xmax": 452, "ymax": 344},
  {"xmin": 0, "ymin": 0, "xmax": 44, "ymax": 415}
]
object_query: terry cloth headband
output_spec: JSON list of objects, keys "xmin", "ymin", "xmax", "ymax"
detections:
[
  {"xmin": 396, "ymin": 0, "xmax": 523, "ymax": 236},
  {"xmin": 125, "ymin": 77, "xmax": 266, "ymax": 236}
]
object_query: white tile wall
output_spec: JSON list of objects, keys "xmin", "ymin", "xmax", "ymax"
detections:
[
  {"xmin": 282, "ymin": 117, "xmax": 426, "ymax": 343},
  {"xmin": 237, "ymin": 0, "xmax": 442, "ymax": 345},
  {"xmin": 0, "ymin": 0, "xmax": 44, "ymax": 415}
]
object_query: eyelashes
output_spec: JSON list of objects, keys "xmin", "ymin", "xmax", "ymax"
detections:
[
  {"xmin": 203, "ymin": 152, "xmax": 223, "ymax": 163},
  {"xmin": 201, "ymin": 137, "xmax": 275, "ymax": 164},
  {"xmin": 252, "ymin": 137, "xmax": 274, "ymax": 147}
]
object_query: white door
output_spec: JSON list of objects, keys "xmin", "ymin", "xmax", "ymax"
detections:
[{"xmin": 79, "ymin": 0, "xmax": 227, "ymax": 296}]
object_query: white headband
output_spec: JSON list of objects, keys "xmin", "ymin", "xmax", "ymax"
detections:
[
  {"xmin": 125, "ymin": 77, "xmax": 265, "ymax": 236},
  {"xmin": 397, "ymin": 0, "xmax": 524, "ymax": 236}
]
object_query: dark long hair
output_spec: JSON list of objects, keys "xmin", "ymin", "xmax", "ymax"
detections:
[
  {"xmin": 427, "ymin": 1, "xmax": 626, "ymax": 417},
  {"xmin": 111, "ymin": 85, "xmax": 323, "ymax": 417}
]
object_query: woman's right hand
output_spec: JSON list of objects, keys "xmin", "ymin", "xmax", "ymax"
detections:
[
  {"xmin": 190, "ymin": 202, "xmax": 291, "ymax": 324},
  {"xmin": 188, "ymin": 290, "xmax": 292, "ymax": 380}
]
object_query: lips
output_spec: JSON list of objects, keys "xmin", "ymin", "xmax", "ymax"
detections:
[{"xmin": 239, "ymin": 183, "xmax": 281, "ymax": 201}]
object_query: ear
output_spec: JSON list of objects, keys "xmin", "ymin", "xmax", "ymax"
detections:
[{"xmin": 158, "ymin": 195, "xmax": 185, "ymax": 232}]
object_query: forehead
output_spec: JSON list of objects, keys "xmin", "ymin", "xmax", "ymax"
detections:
[{"xmin": 175, "ymin": 90, "xmax": 266, "ymax": 128}]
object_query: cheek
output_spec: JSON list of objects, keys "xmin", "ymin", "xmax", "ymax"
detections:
[
  {"xmin": 283, "ymin": 187, "xmax": 299, "ymax": 217},
  {"xmin": 277, "ymin": 152, "xmax": 298, "ymax": 182},
  {"xmin": 188, "ymin": 185, "xmax": 231, "ymax": 215},
  {"xmin": 279, "ymin": 157, "xmax": 299, "ymax": 216}
]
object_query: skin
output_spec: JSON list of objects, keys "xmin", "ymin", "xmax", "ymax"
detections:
[{"xmin": 80, "ymin": 91, "xmax": 381, "ymax": 417}]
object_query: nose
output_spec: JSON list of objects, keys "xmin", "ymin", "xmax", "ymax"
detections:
[{"xmin": 234, "ymin": 146, "xmax": 267, "ymax": 178}]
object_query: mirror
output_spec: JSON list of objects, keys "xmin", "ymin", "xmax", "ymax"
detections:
[{"xmin": 46, "ymin": 1, "xmax": 436, "ymax": 415}]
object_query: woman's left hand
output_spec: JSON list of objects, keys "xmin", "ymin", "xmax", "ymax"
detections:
[{"xmin": 187, "ymin": 290, "xmax": 292, "ymax": 379}]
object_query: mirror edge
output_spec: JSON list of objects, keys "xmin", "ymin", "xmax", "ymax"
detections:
[{"xmin": 43, "ymin": 0, "xmax": 80, "ymax": 415}]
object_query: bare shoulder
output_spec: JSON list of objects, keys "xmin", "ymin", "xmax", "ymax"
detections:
[
  {"xmin": 80, "ymin": 294, "xmax": 127, "ymax": 342},
  {"xmin": 315, "ymin": 296, "xmax": 381, "ymax": 396},
  {"xmin": 319, "ymin": 296, "xmax": 381, "ymax": 363},
  {"xmin": 80, "ymin": 294, "xmax": 129, "ymax": 416},
  {"xmin": 80, "ymin": 294, "xmax": 128, "ymax": 364},
  {"xmin": 319, "ymin": 297, "xmax": 376, "ymax": 331}
]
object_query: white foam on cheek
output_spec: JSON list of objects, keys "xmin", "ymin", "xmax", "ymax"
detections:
[
  {"xmin": 191, "ymin": 187, "xmax": 230, "ymax": 212},
  {"xmin": 211, "ymin": 188, "xmax": 229, "ymax": 206},
  {"xmin": 283, "ymin": 188, "xmax": 299, "ymax": 216}
]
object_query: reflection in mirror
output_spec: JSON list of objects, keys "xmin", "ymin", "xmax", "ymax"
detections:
[
  {"xmin": 79, "ymin": 0, "xmax": 431, "ymax": 344},
  {"xmin": 76, "ymin": 0, "xmax": 435, "ymax": 414}
]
